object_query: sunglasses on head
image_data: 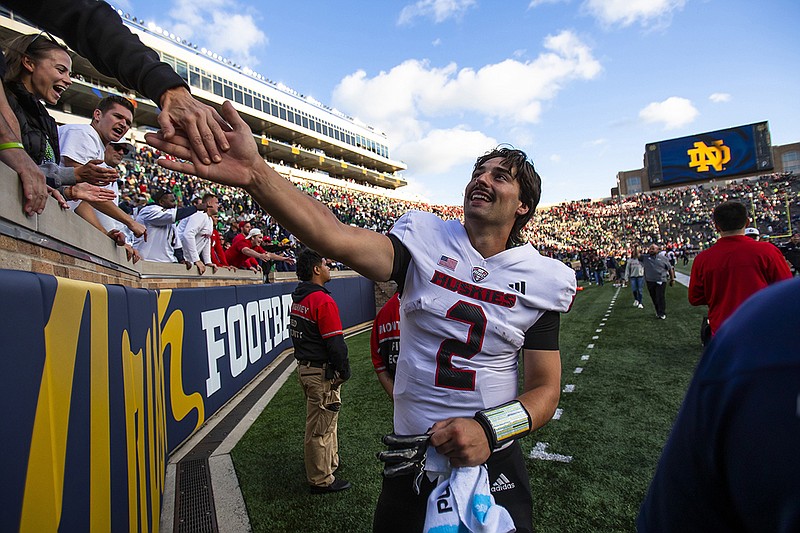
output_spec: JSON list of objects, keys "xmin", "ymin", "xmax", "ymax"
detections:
[{"xmin": 32, "ymin": 30, "xmax": 59, "ymax": 46}]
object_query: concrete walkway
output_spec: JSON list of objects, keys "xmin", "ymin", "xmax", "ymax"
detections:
[{"xmin": 159, "ymin": 322, "xmax": 372, "ymax": 533}]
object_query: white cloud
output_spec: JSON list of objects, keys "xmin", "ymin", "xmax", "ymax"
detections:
[
  {"xmin": 529, "ymin": 0, "xmax": 570, "ymax": 7},
  {"xmin": 396, "ymin": 127, "xmax": 498, "ymax": 204},
  {"xmin": 709, "ymin": 92, "xmax": 731, "ymax": 103},
  {"xmin": 584, "ymin": 0, "xmax": 686, "ymax": 28},
  {"xmin": 397, "ymin": 128, "xmax": 497, "ymax": 175},
  {"xmin": 432, "ymin": 38, "xmax": 442, "ymax": 46},
  {"xmin": 333, "ymin": 30, "xmax": 599, "ymax": 138},
  {"xmin": 585, "ymin": 138, "xmax": 608, "ymax": 146},
  {"xmin": 398, "ymin": 0, "xmax": 477, "ymax": 25},
  {"xmin": 167, "ymin": 0, "xmax": 267, "ymax": 66},
  {"xmin": 332, "ymin": 30, "xmax": 600, "ymax": 179},
  {"xmin": 550, "ymin": 154, "xmax": 562, "ymax": 163},
  {"xmin": 639, "ymin": 96, "xmax": 698, "ymax": 129}
]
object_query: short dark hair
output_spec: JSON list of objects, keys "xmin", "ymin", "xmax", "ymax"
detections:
[
  {"xmin": 3, "ymin": 33, "xmax": 70, "ymax": 83},
  {"xmin": 96, "ymin": 95, "xmax": 135, "ymax": 117},
  {"xmin": 202, "ymin": 192, "xmax": 217, "ymax": 202},
  {"xmin": 152, "ymin": 188, "xmax": 172, "ymax": 203},
  {"xmin": 473, "ymin": 145, "xmax": 541, "ymax": 248},
  {"xmin": 712, "ymin": 201, "xmax": 748, "ymax": 232},
  {"xmin": 296, "ymin": 248, "xmax": 324, "ymax": 281}
]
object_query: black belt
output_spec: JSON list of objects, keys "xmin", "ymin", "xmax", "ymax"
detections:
[{"xmin": 297, "ymin": 360, "xmax": 326, "ymax": 368}]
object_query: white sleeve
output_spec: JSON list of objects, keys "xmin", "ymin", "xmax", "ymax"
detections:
[
  {"xmin": 200, "ymin": 222, "xmax": 212, "ymax": 265},
  {"xmin": 180, "ymin": 214, "xmax": 202, "ymax": 263},
  {"xmin": 136, "ymin": 206, "xmax": 177, "ymax": 226},
  {"xmin": 58, "ymin": 127, "xmax": 98, "ymax": 166}
]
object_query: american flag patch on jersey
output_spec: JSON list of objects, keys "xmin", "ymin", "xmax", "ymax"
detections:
[{"xmin": 438, "ymin": 255, "xmax": 458, "ymax": 271}]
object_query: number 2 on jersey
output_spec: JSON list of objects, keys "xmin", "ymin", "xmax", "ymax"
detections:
[{"xmin": 435, "ymin": 301, "xmax": 487, "ymax": 390}]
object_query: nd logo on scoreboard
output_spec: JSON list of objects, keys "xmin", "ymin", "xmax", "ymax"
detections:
[{"xmin": 687, "ymin": 140, "xmax": 731, "ymax": 172}]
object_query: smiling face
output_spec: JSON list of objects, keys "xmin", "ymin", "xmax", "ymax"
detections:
[
  {"xmin": 22, "ymin": 48, "xmax": 72, "ymax": 105},
  {"xmin": 92, "ymin": 103, "xmax": 133, "ymax": 144},
  {"xmin": 463, "ymin": 156, "xmax": 528, "ymax": 232}
]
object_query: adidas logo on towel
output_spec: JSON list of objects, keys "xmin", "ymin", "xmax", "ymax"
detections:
[{"xmin": 490, "ymin": 473, "xmax": 515, "ymax": 493}]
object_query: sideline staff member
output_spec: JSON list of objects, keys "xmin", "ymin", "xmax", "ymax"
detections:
[
  {"xmin": 289, "ymin": 249, "xmax": 351, "ymax": 494},
  {"xmin": 370, "ymin": 292, "xmax": 400, "ymax": 399}
]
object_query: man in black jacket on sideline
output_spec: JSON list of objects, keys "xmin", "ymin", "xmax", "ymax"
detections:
[{"xmin": 289, "ymin": 248, "xmax": 352, "ymax": 494}]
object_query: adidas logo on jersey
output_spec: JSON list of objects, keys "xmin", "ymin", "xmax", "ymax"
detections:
[
  {"xmin": 508, "ymin": 281, "xmax": 527, "ymax": 295},
  {"xmin": 490, "ymin": 473, "xmax": 515, "ymax": 493}
]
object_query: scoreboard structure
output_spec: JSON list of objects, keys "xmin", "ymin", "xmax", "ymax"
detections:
[{"xmin": 645, "ymin": 122, "xmax": 774, "ymax": 188}]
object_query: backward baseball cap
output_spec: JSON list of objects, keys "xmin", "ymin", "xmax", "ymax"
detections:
[{"xmin": 246, "ymin": 228, "xmax": 262, "ymax": 240}]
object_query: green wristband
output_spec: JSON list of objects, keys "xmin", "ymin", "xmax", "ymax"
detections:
[{"xmin": 0, "ymin": 142, "xmax": 25, "ymax": 151}]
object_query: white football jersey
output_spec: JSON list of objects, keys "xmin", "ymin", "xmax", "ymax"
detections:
[{"xmin": 389, "ymin": 211, "xmax": 576, "ymax": 436}]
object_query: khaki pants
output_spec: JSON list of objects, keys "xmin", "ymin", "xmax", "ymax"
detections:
[{"xmin": 298, "ymin": 364, "xmax": 341, "ymax": 487}]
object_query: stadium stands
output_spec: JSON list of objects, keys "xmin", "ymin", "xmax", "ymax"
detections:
[{"xmin": 113, "ymin": 139, "xmax": 800, "ymax": 267}]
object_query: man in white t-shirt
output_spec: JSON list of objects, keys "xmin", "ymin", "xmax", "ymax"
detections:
[
  {"xmin": 148, "ymin": 107, "xmax": 576, "ymax": 533},
  {"xmin": 179, "ymin": 193, "xmax": 219, "ymax": 275},
  {"xmin": 59, "ymin": 95, "xmax": 145, "ymax": 241}
]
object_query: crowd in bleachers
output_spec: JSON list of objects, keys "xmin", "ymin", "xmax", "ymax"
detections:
[{"xmin": 107, "ymin": 141, "xmax": 800, "ymax": 274}]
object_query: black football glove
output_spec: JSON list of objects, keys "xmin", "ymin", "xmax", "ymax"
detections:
[{"xmin": 376, "ymin": 433, "xmax": 430, "ymax": 495}]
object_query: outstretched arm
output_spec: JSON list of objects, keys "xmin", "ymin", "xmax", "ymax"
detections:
[{"xmin": 146, "ymin": 101, "xmax": 395, "ymax": 281}]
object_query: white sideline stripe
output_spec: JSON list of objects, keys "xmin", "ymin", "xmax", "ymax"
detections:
[
  {"xmin": 574, "ymin": 367, "xmax": 583, "ymax": 374},
  {"xmin": 530, "ymin": 442, "xmax": 573, "ymax": 463},
  {"xmin": 563, "ymin": 384, "xmax": 575, "ymax": 393},
  {"xmin": 552, "ymin": 408, "xmax": 563, "ymax": 420},
  {"xmin": 581, "ymin": 355, "xmax": 590, "ymax": 361},
  {"xmin": 587, "ymin": 344, "xmax": 594, "ymax": 349}
]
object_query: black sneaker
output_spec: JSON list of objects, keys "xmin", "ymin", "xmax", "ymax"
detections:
[{"xmin": 310, "ymin": 478, "xmax": 352, "ymax": 494}]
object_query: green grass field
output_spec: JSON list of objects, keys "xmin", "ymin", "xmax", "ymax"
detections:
[{"xmin": 231, "ymin": 279, "xmax": 706, "ymax": 532}]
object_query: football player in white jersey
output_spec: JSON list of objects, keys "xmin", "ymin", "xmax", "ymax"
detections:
[{"xmin": 147, "ymin": 102, "xmax": 577, "ymax": 533}]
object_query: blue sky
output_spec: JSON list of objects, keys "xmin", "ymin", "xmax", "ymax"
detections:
[{"xmin": 112, "ymin": 0, "xmax": 799, "ymax": 206}]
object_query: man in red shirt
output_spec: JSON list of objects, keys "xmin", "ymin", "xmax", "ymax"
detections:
[
  {"xmin": 224, "ymin": 227, "xmax": 294, "ymax": 270},
  {"xmin": 370, "ymin": 292, "xmax": 400, "ymax": 399},
  {"xmin": 289, "ymin": 248, "xmax": 351, "ymax": 494},
  {"xmin": 689, "ymin": 201, "xmax": 791, "ymax": 336}
]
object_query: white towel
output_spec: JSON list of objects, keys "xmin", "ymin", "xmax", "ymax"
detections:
[{"xmin": 423, "ymin": 465, "xmax": 516, "ymax": 533}]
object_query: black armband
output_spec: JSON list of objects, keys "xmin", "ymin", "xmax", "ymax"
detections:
[{"xmin": 474, "ymin": 400, "xmax": 532, "ymax": 450}]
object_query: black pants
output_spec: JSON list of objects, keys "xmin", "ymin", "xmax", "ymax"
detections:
[
  {"xmin": 646, "ymin": 280, "xmax": 667, "ymax": 316},
  {"xmin": 372, "ymin": 442, "xmax": 533, "ymax": 533}
]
